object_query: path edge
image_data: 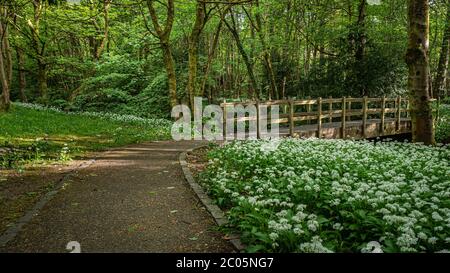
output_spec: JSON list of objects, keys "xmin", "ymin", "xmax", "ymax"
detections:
[
  {"xmin": 179, "ymin": 147, "xmax": 246, "ymax": 253},
  {"xmin": 0, "ymin": 159, "xmax": 96, "ymax": 248}
]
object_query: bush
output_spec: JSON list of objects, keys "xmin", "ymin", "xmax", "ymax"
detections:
[
  {"xmin": 201, "ymin": 139, "xmax": 450, "ymax": 253},
  {"xmin": 436, "ymin": 101, "xmax": 450, "ymax": 144}
]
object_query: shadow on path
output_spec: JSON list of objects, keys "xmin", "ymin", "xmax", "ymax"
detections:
[{"xmin": 0, "ymin": 141, "xmax": 234, "ymax": 253}]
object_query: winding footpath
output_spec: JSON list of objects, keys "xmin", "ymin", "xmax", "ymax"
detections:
[{"xmin": 0, "ymin": 141, "xmax": 233, "ymax": 253}]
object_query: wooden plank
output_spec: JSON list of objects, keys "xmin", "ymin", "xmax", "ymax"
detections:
[
  {"xmin": 259, "ymin": 100, "xmax": 289, "ymax": 106},
  {"xmin": 381, "ymin": 96, "xmax": 386, "ymax": 135},
  {"xmin": 289, "ymin": 99, "xmax": 294, "ymax": 137},
  {"xmin": 270, "ymin": 118, "xmax": 289, "ymax": 124},
  {"xmin": 346, "ymin": 98, "xmax": 364, "ymax": 103},
  {"xmin": 292, "ymin": 116, "xmax": 318, "ymax": 122},
  {"xmin": 347, "ymin": 99, "xmax": 352, "ymax": 121},
  {"xmin": 317, "ymin": 97, "xmax": 322, "ymax": 138},
  {"xmin": 322, "ymin": 98, "xmax": 342, "ymax": 104},
  {"xmin": 362, "ymin": 96, "xmax": 368, "ymax": 138},
  {"xmin": 342, "ymin": 97, "xmax": 347, "ymax": 139},
  {"xmin": 294, "ymin": 99, "xmax": 318, "ymax": 106},
  {"xmin": 306, "ymin": 99, "xmax": 313, "ymax": 125},
  {"xmin": 223, "ymin": 100, "xmax": 227, "ymax": 138},
  {"xmin": 328, "ymin": 97, "xmax": 333, "ymax": 123},
  {"xmin": 256, "ymin": 101, "xmax": 261, "ymax": 139}
]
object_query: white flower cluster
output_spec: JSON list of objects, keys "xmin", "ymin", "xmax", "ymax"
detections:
[
  {"xmin": 203, "ymin": 138, "xmax": 450, "ymax": 253},
  {"xmin": 15, "ymin": 102, "xmax": 172, "ymax": 127}
]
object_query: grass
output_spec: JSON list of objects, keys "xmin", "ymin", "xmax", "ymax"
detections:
[
  {"xmin": 200, "ymin": 139, "xmax": 450, "ymax": 253},
  {"xmin": 0, "ymin": 103, "xmax": 172, "ymax": 168}
]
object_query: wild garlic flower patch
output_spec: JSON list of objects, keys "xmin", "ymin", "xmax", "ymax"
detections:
[
  {"xmin": 201, "ymin": 139, "xmax": 450, "ymax": 253},
  {"xmin": 15, "ymin": 102, "xmax": 172, "ymax": 128}
]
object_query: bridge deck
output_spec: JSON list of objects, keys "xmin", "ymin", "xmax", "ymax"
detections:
[{"xmin": 224, "ymin": 118, "xmax": 411, "ymax": 140}]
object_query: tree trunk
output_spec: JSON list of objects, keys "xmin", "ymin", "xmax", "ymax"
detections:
[
  {"xmin": 355, "ymin": 0, "xmax": 367, "ymax": 96},
  {"xmin": 37, "ymin": 61, "xmax": 48, "ymax": 101},
  {"xmin": 433, "ymin": 0, "xmax": 450, "ymax": 98},
  {"xmin": 16, "ymin": 47, "xmax": 27, "ymax": 102},
  {"xmin": 146, "ymin": 0, "xmax": 178, "ymax": 108},
  {"xmin": 187, "ymin": 2, "xmax": 205, "ymax": 108},
  {"xmin": 405, "ymin": 0, "xmax": 435, "ymax": 145},
  {"xmin": 251, "ymin": 2, "xmax": 278, "ymax": 100},
  {"xmin": 162, "ymin": 44, "xmax": 178, "ymax": 108},
  {"xmin": 200, "ymin": 21, "xmax": 222, "ymax": 100},
  {"xmin": 223, "ymin": 14, "xmax": 258, "ymax": 99},
  {"xmin": 0, "ymin": 22, "xmax": 10, "ymax": 111},
  {"xmin": 95, "ymin": 0, "xmax": 111, "ymax": 60},
  {"xmin": 1, "ymin": 23, "xmax": 12, "ymax": 86}
]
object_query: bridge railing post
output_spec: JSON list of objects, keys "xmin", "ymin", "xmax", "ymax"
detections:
[
  {"xmin": 306, "ymin": 96, "xmax": 312, "ymax": 125},
  {"xmin": 317, "ymin": 97, "xmax": 322, "ymax": 138},
  {"xmin": 289, "ymin": 98, "xmax": 294, "ymax": 137},
  {"xmin": 362, "ymin": 96, "xmax": 368, "ymax": 138},
  {"xmin": 341, "ymin": 97, "xmax": 347, "ymax": 139},
  {"xmin": 347, "ymin": 98, "xmax": 352, "ymax": 122},
  {"xmin": 329, "ymin": 96, "xmax": 333, "ymax": 123},
  {"xmin": 256, "ymin": 100, "xmax": 261, "ymax": 139},
  {"xmin": 223, "ymin": 99, "xmax": 227, "ymax": 139}
]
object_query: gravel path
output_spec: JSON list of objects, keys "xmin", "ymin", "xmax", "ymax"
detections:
[{"xmin": 0, "ymin": 141, "xmax": 233, "ymax": 253}]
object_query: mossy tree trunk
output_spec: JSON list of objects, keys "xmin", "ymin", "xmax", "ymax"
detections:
[
  {"xmin": 0, "ymin": 6, "xmax": 11, "ymax": 111},
  {"xmin": 187, "ymin": 1, "xmax": 206, "ymax": 109},
  {"xmin": 146, "ymin": 0, "xmax": 178, "ymax": 108},
  {"xmin": 405, "ymin": 0, "xmax": 435, "ymax": 145}
]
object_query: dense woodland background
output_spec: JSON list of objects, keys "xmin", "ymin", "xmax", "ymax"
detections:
[{"xmin": 0, "ymin": 0, "xmax": 448, "ymax": 119}]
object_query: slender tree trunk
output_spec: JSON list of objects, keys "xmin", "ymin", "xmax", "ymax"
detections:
[
  {"xmin": 0, "ymin": 22, "xmax": 10, "ymax": 111},
  {"xmin": 37, "ymin": 61, "xmax": 48, "ymax": 101},
  {"xmin": 2, "ymin": 24, "xmax": 12, "ymax": 86},
  {"xmin": 187, "ymin": 1, "xmax": 205, "ymax": 108},
  {"xmin": 405, "ymin": 0, "xmax": 435, "ymax": 145},
  {"xmin": 251, "ymin": 2, "xmax": 278, "ymax": 100},
  {"xmin": 200, "ymin": 21, "xmax": 222, "ymax": 99},
  {"xmin": 29, "ymin": 0, "xmax": 47, "ymax": 102},
  {"xmin": 16, "ymin": 47, "xmax": 27, "ymax": 102},
  {"xmin": 223, "ymin": 14, "xmax": 258, "ymax": 99},
  {"xmin": 433, "ymin": 0, "xmax": 450, "ymax": 98},
  {"xmin": 355, "ymin": 0, "xmax": 367, "ymax": 96}
]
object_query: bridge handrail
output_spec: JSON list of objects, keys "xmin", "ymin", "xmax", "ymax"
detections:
[{"xmin": 221, "ymin": 96, "xmax": 413, "ymax": 139}]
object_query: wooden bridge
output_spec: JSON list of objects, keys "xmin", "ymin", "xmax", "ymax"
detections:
[{"xmin": 221, "ymin": 96, "xmax": 411, "ymax": 139}]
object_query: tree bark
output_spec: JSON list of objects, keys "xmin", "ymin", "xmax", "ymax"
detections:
[
  {"xmin": 200, "ymin": 20, "xmax": 222, "ymax": 100},
  {"xmin": 355, "ymin": 0, "xmax": 367, "ymax": 96},
  {"xmin": 405, "ymin": 0, "xmax": 435, "ymax": 145},
  {"xmin": 16, "ymin": 47, "xmax": 27, "ymax": 102},
  {"xmin": 146, "ymin": 0, "xmax": 178, "ymax": 108},
  {"xmin": 94, "ymin": 0, "xmax": 111, "ymax": 60},
  {"xmin": 252, "ymin": 2, "xmax": 278, "ymax": 100},
  {"xmin": 0, "ymin": 22, "xmax": 10, "ymax": 111},
  {"xmin": 433, "ymin": 0, "xmax": 450, "ymax": 98},
  {"xmin": 29, "ymin": 0, "xmax": 48, "ymax": 102},
  {"xmin": 1, "ymin": 22, "xmax": 12, "ymax": 86},
  {"xmin": 187, "ymin": 1, "xmax": 206, "ymax": 108},
  {"xmin": 223, "ymin": 12, "xmax": 258, "ymax": 99}
]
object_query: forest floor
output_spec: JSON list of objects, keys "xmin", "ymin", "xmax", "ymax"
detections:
[{"xmin": 0, "ymin": 141, "xmax": 234, "ymax": 253}]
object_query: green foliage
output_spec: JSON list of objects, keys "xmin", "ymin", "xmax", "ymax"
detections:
[{"xmin": 436, "ymin": 100, "xmax": 450, "ymax": 144}]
